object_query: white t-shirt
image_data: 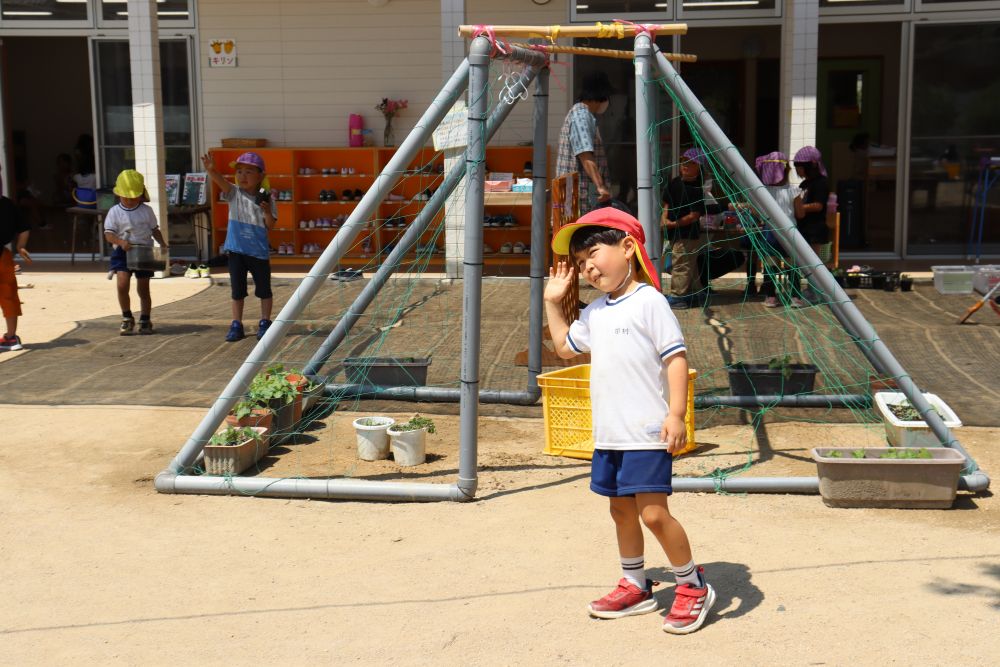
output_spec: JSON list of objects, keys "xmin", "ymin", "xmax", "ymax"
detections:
[
  {"xmin": 765, "ymin": 184, "xmax": 797, "ymax": 223},
  {"xmin": 103, "ymin": 202, "xmax": 159, "ymax": 247},
  {"xmin": 566, "ymin": 283, "xmax": 687, "ymax": 450}
]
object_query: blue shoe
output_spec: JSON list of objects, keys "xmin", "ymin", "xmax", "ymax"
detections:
[
  {"xmin": 225, "ymin": 320, "xmax": 245, "ymax": 342},
  {"xmin": 256, "ymin": 319, "xmax": 272, "ymax": 341}
]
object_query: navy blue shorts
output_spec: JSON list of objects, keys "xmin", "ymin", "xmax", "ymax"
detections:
[
  {"xmin": 109, "ymin": 247, "xmax": 154, "ymax": 279},
  {"xmin": 590, "ymin": 449, "xmax": 673, "ymax": 497}
]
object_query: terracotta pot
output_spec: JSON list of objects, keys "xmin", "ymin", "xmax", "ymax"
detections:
[
  {"xmin": 225, "ymin": 407, "xmax": 273, "ymax": 432},
  {"xmin": 284, "ymin": 373, "xmax": 307, "ymax": 423}
]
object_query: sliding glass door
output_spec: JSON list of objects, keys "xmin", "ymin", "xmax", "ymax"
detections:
[{"xmin": 92, "ymin": 37, "xmax": 195, "ymax": 185}]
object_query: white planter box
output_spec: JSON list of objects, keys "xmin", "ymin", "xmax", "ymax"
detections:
[
  {"xmin": 874, "ymin": 392, "xmax": 962, "ymax": 448},
  {"xmin": 931, "ymin": 265, "xmax": 975, "ymax": 294}
]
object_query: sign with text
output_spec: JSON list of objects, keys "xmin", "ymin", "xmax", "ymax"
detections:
[{"xmin": 208, "ymin": 39, "xmax": 237, "ymax": 67}]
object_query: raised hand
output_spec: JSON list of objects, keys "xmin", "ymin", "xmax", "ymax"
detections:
[{"xmin": 544, "ymin": 261, "xmax": 575, "ymax": 304}]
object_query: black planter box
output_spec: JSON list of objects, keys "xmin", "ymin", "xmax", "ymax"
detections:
[
  {"xmin": 343, "ymin": 356, "xmax": 431, "ymax": 387},
  {"xmin": 728, "ymin": 363, "xmax": 819, "ymax": 396}
]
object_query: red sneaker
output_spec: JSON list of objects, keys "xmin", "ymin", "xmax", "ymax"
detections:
[
  {"xmin": 588, "ymin": 578, "xmax": 659, "ymax": 619},
  {"xmin": 663, "ymin": 569, "xmax": 716, "ymax": 634}
]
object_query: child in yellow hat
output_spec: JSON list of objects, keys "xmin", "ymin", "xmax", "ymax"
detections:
[{"xmin": 103, "ymin": 169, "xmax": 168, "ymax": 335}]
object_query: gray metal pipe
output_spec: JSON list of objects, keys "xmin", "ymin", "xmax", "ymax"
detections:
[
  {"xmin": 527, "ymin": 66, "xmax": 550, "ymax": 394},
  {"xmin": 164, "ymin": 62, "xmax": 471, "ymax": 476},
  {"xmin": 634, "ymin": 33, "xmax": 658, "ymax": 265},
  {"xmin": 155, "ymin": 471, "xmax": 466, "ymax": 502},
  {"xmin": 322, "ymin": 383, "xmax": 539, "ymax": 405},
  {"xmin": 653, "ymin": 47, "xmax": 984, "ymax": 481},
  {"xmin": 457, "ymin": 36, "xmax": 492, "ymax": 500},
  {"xmin": 694, "ymin": 394, "xmax": 870, "ymax": 409},
  {"xmin": 303, "ymin": 64, "xmax": 542, "ymax": 378},
  {"xmin": 674, "ymin": 476, "xmax": 819, "ymax": 494}
]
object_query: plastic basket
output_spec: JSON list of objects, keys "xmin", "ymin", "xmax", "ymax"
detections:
[
  {"xmin": 931, "ymin": 266, "xmax": 975, "ymax": 294},
  {"xmin": 972, "ymin": 265, "xmax": 1000, "ymax": 295},
  {"xmin": 537, "ymin": 365, "xmax": 697, "ymax": 460}
]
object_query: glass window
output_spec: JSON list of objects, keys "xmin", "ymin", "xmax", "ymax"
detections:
[
  {"xmin": 95, "ymin": 39, "xmax": 194, "ymax": 184},
  {"xmin": 100, "ymin": 0, "xmax": 191, "ymax": 22},
  {"xmin": 573, "ymin": 1, "xmax": 669, "ymax": 21},
  {"xmin": 908, "ymin": 23, "xmax": 1000, "ymax": 256},
  {"xmin": 681, "ymin": 0, "xmax": 776, "ymax": 12},
  {"xmin": 0, "ymin": 0, "xmax": 87, "ymax": 21}
]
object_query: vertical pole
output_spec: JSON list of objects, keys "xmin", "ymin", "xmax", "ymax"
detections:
[
  {"xmin": 458, "ymin": 36, "xmax": 491, "ymax": 497},
  {"xmin": 633, "ymin": 32, "xmax": 657, "ymax": 263},
  {"xmin": 127, "ymin": 0, "xmax": 169, "ymax": 274},
  {"xmin": 653, "ymin": 46, "xmax": 978, "ymax": 473},
  {"xmin": 527, "ymin": 66, "xmax": 550, "ymax": 392}
]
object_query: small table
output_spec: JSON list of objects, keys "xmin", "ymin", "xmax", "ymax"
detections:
[
  {"xmin": 65, "ymin": 206, "xmax": 106, "ymax": 265},
  {"xmin": 167, "ymin": 204, "xmax": 212, "ymax": 260}
]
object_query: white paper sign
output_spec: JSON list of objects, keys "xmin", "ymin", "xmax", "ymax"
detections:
[{"xmin": 432, "ymin": 101, "xmax": 469, "ymax": 152}]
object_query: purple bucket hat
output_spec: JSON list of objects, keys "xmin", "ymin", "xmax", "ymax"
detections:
[
  {"xmin": 755, "ymin": 151, "xmax": 789, "ymax": 186},
  {"xmin": 793, "ymin": 146, "xmax": 827, "ymax": 177},
  {"xmin": 682, "ymin": 147, "xmax": 706, "ymax": 167},
  {"xmin": 230, "ymin": 151, "xmax": 266, "ymax": 172}
]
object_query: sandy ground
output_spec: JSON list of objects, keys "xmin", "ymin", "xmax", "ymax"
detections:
[{"xmin": 1, "ymin": 268, "xmax": 999, "ymax": 665}]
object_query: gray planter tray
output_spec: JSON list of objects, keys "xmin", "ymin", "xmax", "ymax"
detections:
[{"xmin": 812, "ymin": 447, "xmax": 967, "ymax": 509}]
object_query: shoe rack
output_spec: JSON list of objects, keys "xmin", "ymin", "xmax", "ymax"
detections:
[{"xmin": 208, "ymin": 145, "xmax": 541, "ymax": 274}]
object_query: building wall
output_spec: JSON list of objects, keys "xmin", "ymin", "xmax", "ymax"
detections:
[
  {"xmin": 198, "ymin": 0, "xmax": 443, "ymax": 147},
  {"xmin": 197, "ymin": 0, "xmax": 569, "ymax": 152}
]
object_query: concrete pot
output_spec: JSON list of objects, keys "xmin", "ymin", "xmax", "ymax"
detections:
[
  {"xmin": 387, "ymin": 425, "xmax": 428, "ymax": 466},
  {"xmin": 353, "ymin": 416, "xmax": 395, "ymax": 461}
]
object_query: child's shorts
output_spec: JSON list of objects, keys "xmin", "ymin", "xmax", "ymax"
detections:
[
  {"xmin": 227, "ymin": 252, "xmax": 273, "ymax": 300},
  {"xmin": 0, "ymin": 248, "xmax": 21, "ymax": 318},
  {"xmin": 590, "ymin": 449, "xmax": 673, "ymax": 497},
  {"xmin": 109, "ymin": 247, "xmax": 154, "ymax": 279}
]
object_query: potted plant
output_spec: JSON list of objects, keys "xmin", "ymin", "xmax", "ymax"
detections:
[
  {"xmin": 225, "ymin": 399, "xmax": 273, "ymax": 432},
  {"xmin": 873, "ymin": 391, "xmax": 962, "ymax": 447},
  {"xmin": 812, "ymin": 446, "xmax": 966, "ymax": 508},
  {"xmin": 248, "ymin": 370, "xmax": 299, "ymax": 439},
  {"xmin": 727, "ymin": 355, "xmax": 819, "ymax": 396},
  {"xmin": 353, "ymin": 416, "xmax": 396, "ymax": 461},
  {"xmin": 301, "ymin": 378, "xmax": 327, "ymax": 415},
  {"xmin": 203, "ymin": 425, "xmax": 269, "ymax": 476},
  {"xmin": 387, "ymin": 415, "xmax": 436, "ymax": 466},
  {"xmin": 899, "ymin": 274, "xmax": 913, "ymax": 292}
]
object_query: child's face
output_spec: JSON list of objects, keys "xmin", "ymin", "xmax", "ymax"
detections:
[
  {"xmin": 794, "ymin": 162, "xmax": 807, "ymax": 178},
  {"xmin": 235, "ymin": 164, "xmax": 264, "ymax": 191},
  {"xmin": 119, "ymin": 195, "xmax": 142, "ymax": 208},
  {"xmin": 680, "ymin": 160, "xmax": 701, "ymax": 182},
  {"xmin": 572, "ymin": 237, "xmax": 636, "ymax": 294}
]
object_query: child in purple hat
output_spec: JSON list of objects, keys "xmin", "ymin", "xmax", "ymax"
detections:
[
  {"xmin": 791, "ymin": 146, "xmax": 830, "ymax": 307},
  {"xmin": 750, "ymin": 151, "xmax": 796, "ymax": 307},
  {"xmin": 202, "ymin": 151, "xmax": 278, "ymax": 341}
]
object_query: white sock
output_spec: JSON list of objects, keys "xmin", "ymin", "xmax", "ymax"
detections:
[
  {"xmin": 672, "ymin": 560, "xmax": 702, "ymax": 587},
  {"xmin": 621, "ymin": 555, "xmax": 646, "ymax": 589}
]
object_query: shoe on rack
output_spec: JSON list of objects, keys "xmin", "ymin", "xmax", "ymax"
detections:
[
  {"xmin": 225, "ymin": 320, "xmax": 245, "ymax": 342},
  {"xmin": 0, "ymin": 334, "xmax": 23, "ymax": 351},
  {"xmin": 256, "ymin": 319, "xmax": 272, "ymax": 341},
  {"xmin": 353, "ymin": 188, "xmax": 364, "ymax": 200},
  {"xmin": 342, "ymin": 189, "xmax": 353, "ymax": 201},
  {"xmin": 198, "ymin": 264, "xmax": 210, "ymax": 278},
  {"xmin": 512, "ymin": 241, "xmax": 526, "ymax": 254},
  {"xmin": 120, "ymin": 317, "xmax": 136, "ymax": 336},
  {"xmin": 662, "ymin": 568, "xmax": 716, "ymax": 635},
  {"xmin": 588, "ymin": 578, "xmax": 659, "ymax": 619},
  {"xmin": 764, "ymin": 296, "xmax": 780, "ymax": 308},
  {"xmin": 500, "ymin": 242, "xmax": 513, "ymax": 254},
  {"xmin": 138, "ymin": 319, "xmax": 154, "ymax": 335}
]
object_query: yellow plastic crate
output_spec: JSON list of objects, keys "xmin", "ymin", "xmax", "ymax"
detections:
[{"xmin": 537, "ymin": 365, "xmax": 697, "ymax": 460}]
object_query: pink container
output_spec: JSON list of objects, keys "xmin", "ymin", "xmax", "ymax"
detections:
[{"xmin": 349, "ymin": 114, "xmax": 364, "ymax": 147}]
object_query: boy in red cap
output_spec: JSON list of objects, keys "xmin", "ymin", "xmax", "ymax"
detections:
[{"xmin": 545, "ymin": 207, "xmax": 715, "ymax": 635}]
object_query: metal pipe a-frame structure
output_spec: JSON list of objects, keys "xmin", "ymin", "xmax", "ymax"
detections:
[{"xmin": 157, "ymin": 25, "xmax": 988, "ymax": 503}]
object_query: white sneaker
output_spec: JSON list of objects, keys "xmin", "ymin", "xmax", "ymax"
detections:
[
  {"xmin": 184, "ymin": 264, "xmax": 199, "ymax": 279},
  {"xmin": 197, "ymin": 265, "xmax": 210, "ymax": 278}
]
